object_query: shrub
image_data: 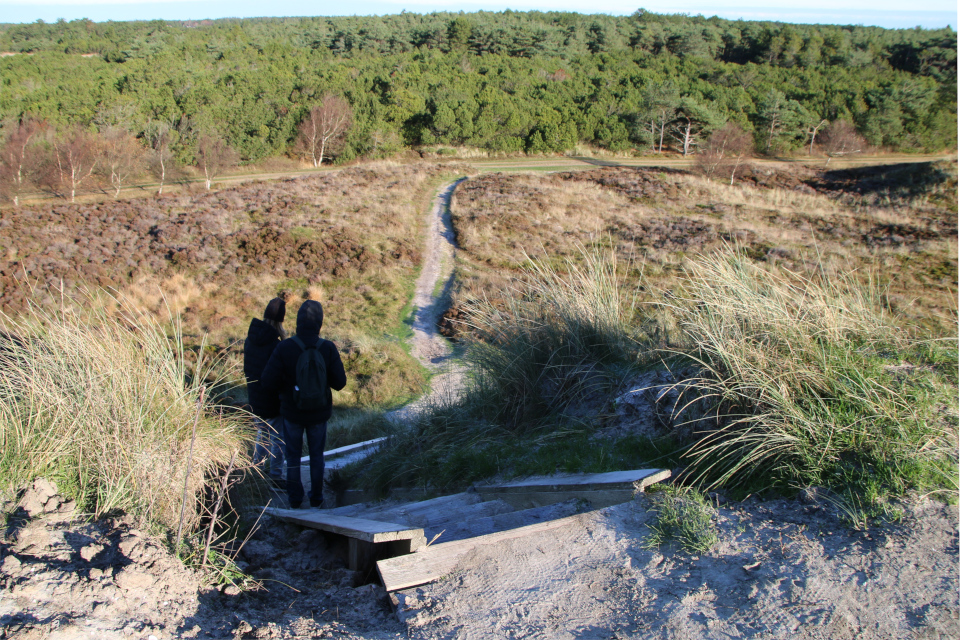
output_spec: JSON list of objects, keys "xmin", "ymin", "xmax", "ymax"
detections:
[{"xmin": 0, "ymin": 290, "xmax": 251, "ymax": 532}]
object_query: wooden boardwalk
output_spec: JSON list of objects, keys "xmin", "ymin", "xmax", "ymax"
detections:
[{"xmin": 266, "ymin": 508, "xmax": 425, "ymax": 573}]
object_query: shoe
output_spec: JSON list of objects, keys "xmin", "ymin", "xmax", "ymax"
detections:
[{"xmin": 309, "ymin": 500, "xmax": 323, "ymax": 509}]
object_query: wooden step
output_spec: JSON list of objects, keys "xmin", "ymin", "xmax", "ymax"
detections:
[
  {"xmin": 476, "ymin": 468, "xmax": 670, "ymax": 510},
  {"xmin": 266, "ymin": 508, "xmax": 426, "ymax": 573},
  {"xmin": 377, "ymin": 513, "xmax": 587, "ymax": 592}
]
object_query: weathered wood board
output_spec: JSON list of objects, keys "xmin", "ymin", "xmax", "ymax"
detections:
[
  {"xmin": 377, "ymin": 513, "xmax": 587, "ymax": 592},
  {"xmin": 265, "ymin": 508, "xmax": 425, "ymax": 546},
  {"xmin": 476, "ymin": 469, "xmax": 670, "ymax": 509},
  {"xmin": 266, "ymin": 508, "xmax": 427, "ymax": 572},
  {"xmin": 299, "ymin": 436, "xmax": 387, "ymax": 463}
]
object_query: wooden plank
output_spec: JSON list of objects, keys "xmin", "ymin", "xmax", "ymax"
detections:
[
  {"xmin": 299, "ymin": 436, "xmax": 387, "ymax": 463},
  {"xmin": 377, "ymin": 513, "xmax": 587, "ymax": 592},
  {"xmin": 475, "ymin": 469, "xmax": 670, "ymax": 509},
  {"xmin": 266, "ymin": 508, "xmax": 426, "ymax": 548},
  {"xmin": 480, "ymin": 488, "xmax": 636, "ymax": 511},
  {"xmin": 482, "ymin": 469, "xmax": 670, "ymax": 494},
  {"xmin": 325, "ymin": 436, "xmax": 387, "ymax": 460}
]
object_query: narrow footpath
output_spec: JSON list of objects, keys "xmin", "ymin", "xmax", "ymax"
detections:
[{"xmin": 388, "ymin": 179, "xmax": 467, "ymax": 423}]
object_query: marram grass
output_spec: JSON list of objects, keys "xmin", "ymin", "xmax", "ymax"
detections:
[
  {"xmin": 643, "ymin": 485, "xmax": 720, "ymax": 555},
  {"xmin": 0, "ymin": 290, "xmax": 252, "ymax": 532},
  {"xmin": 460, "ymin": 246, "xmax": 641, "ymax": 429},
  {"xmin": 668, "ymin": 249, "xmax": 959, "ymax": 506}
]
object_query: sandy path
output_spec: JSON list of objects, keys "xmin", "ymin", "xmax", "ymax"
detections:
[
  {"xmin": 398, "ymin": 496, "xmax": 959, "ymax": 639},
  {"xmin": 388, "ymin": 179, "xmax": 467, "ymax": 423}
]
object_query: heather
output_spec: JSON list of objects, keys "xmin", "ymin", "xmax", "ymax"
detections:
[{"xmin": 0, "ymin": 162, "xmax": 469, "ymax": 410}]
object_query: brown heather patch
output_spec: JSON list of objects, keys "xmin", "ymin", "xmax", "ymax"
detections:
[
  {"xmin": 445, "ymin": 161, "xmax": 957, "ymax": 337},
  {"xmin": 0, "ymin": 161, "xmax": 472, "ymax": 409}
]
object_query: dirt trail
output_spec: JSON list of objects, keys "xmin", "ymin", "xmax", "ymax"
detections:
[{"xmin": 389, "ymin": 179, "xmax": 467, "ymax": 423}]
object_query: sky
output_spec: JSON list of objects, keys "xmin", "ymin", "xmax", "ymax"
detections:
[{"xmin": 0, "ymin": 0, "xmax": 955, "ymax": 30}]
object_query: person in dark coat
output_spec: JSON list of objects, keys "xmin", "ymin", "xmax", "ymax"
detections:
[
  {"xmin": 243, "ymin": 297, "xmax": 286, "ymax": 483},
  {"xmin": 260, "ymin": 300, "xmax": 347, "ymax": 509}
]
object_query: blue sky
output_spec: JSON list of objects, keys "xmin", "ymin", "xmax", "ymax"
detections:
[{"xmin": 0, "ymin": 0, "xmax": 955, "ymax": 30}]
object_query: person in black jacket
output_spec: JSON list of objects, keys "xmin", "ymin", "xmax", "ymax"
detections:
[
  {"xmin": 260, "ymin": 300, "xmax": 347, "ymax": 509},
  {"xmin": 243, "ymin": 297, "xmax": 287, "ymax": 483}
]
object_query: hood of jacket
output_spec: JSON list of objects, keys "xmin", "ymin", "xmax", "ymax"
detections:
[
  {"xmin": 296, "ymin": 300, "xmax": 324, "ymax": 338},
  {"xmin": 246, "ymin": 318, "xmax": 280, "ymax": 345}
]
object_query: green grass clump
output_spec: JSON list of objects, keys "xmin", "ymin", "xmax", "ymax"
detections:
[
  {"xmin": 0, "ymin": 291, "xmax": 251, "ymax": 532},
  {"xmin": 669, "ymin": 249, "xmax": 958, "ymax": 509},
  {"xmin": 643, "ymin": 484, "xmax": 720, "ymax": 554},
  {"xmin": 460, "ymin": 247, "xmax": 641, "ymax": 430}
]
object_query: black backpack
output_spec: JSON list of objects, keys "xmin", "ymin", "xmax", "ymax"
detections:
[{"xmin": 290, "ymin": 336, "xmax": 328, "ymax": 412}]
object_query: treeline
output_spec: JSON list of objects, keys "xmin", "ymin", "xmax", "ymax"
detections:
[
  {"xmin": 2, "ymin": 10, "xmax": 955, "ymax": 74},
  {"xmin": 0, "ymin": 11, "xmax": 955, "ymax": 176}
]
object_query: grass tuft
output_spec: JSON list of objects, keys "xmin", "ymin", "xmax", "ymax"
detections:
[
  {"xmin": 0, "ymin": 289, "xmax": 251, "ymax": 533},
  {"xmin": 643, "ymin": 484, "xmax": 720, "ymax": 554},
  {"xmin": 460, "ymin": 246, "xmax": 642, "ymax": 430}
]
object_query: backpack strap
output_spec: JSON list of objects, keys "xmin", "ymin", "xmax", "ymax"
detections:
[{"xmin": 291, "ymin": 335, "xmax": 325, "ymax": 354}]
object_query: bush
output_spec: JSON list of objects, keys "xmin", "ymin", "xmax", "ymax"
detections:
[
  {"xmin": 668, "ymin": 248, "xmax": 958, "ymax": 506},
  {"xmin": 0, "ymin": 291, "xmax": 251, "ymax": 532}
]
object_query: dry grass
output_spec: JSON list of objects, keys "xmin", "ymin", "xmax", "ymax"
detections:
[
  {"xmin": 0, "ymin": 290, "xmax": 250, "ymax": 532},
  {"xmin": 446, "ymin": 162, "xmax": 957, "ymax": 337}
]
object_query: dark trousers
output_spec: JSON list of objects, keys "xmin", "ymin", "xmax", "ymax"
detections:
[
  {"xmin": 252, "ymin": 417, "xmax": 284, "ymax": 479},
  {"xmin": 282, "ymin": 418, "xmax": 327, "ymax": 507}
]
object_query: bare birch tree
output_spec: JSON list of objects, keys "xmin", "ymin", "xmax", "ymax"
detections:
[
  {"xmin": 805, "ymin": 118, "xmax": 828, "ymax": 155},
  {"xmin": 145, "ymin": 120, "xmax": 178, "ymax": 195},
  {"xmin": 820, "ymin": 120, "xmax": 866, "ymax": 166},
  {"xmin": 196, "ymin": 134, "xmax": 238, "ymax": 190},
  {"xmin": 52, "ymin": 128, "xmax": 100, "ymax": 203},
  {"xmin": 296, "ymin": 94, "xmax": 354, "ymax": 167},
  {"xmin": 697, "ymin": 122, "xmax": 753, "ymax": 185},
  {"xmin": 0, "ymin": 119, "xmax": 43, "ymax": 206},
  {"xmin": 98, "ymin": 127, "xmax": 145, "ymax": 197}
]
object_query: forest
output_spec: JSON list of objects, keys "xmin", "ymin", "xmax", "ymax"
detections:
[{"xmin": 0, "ymin": 10, "xmax": 956, "ymax": 191}]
